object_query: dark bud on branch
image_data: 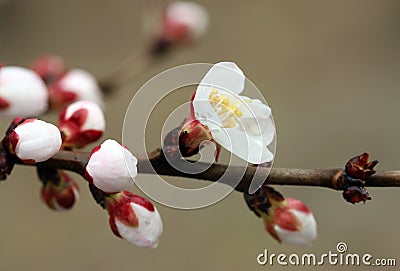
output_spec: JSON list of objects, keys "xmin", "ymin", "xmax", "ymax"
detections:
[
  {"xmin": 244, "ymin": 185, "xmax": 284, "ymax": 217},
  {"xmin": 162, "ymin": 117, "xmax": 214, "ymax": 160},
  {"xmin": 338, "ymin": 153, "xmax": 378, "ymax": 204}
]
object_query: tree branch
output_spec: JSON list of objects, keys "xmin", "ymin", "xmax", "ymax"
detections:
[{"xmin": 18, "ymin": 149, "xmax": 400, "ymax": 194}]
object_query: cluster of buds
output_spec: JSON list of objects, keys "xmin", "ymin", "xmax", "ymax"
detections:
[
  {"xmin": 83, "ymin": 140, "xmax": 163, "ymax": 248},
  {"xmin": 38, "ymin": 167, "xmax": 79, "ymax": 211},
  {"xmin": 104, "ymin": 191, "xmax": 163, "ymax": 248},
  {"xmin": 0, "ymin": 57, "xmax": 103, "ymax": 119},
  {"xmin": 245, "ymin": 186, "xmax": 317, "ymax": 246},
  {"xmin": 337, "ymin": 152, "xmax": 378, "ymax": 204}
]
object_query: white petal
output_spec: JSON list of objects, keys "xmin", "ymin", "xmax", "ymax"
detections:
[
  {"xmin": 210, "ymin": 128, "xmax": 274, "ymax": 164},
  {"xmin": 115, "ymin": 204, "xmax": 163, "ymax": 248},
  {"xmin": 238, "ymin": 99, "xmax": 272, "ymax": 119},
  {"xmin": 236, "ymin": 98, "xmax": 275, "ymax": 145},
  {"xmin": 58, "ymin": 69, "xmax": 104, "ymax": 108},
  {"xmin": 86, "ymin": 139, "xmax": 137, "ymax": 193},
  {"xmin": 15, "ymin": 120, "xmax": 62, "ymax": 162},
  {"xmin": 199, "ymin": 62, "xmax": 245, "ymax": 94},
  {"xmin": 275, "ymin": 210, "xmax": 317, "ymax": 246},
  {"xmin": 64, "ymin": 100, "xmax": 105, "ymax": 131},
  {"xmin": 0, "ymin": 66, "xmax": 48, "ymax": 118}
]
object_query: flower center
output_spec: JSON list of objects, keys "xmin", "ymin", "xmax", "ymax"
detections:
[{"xmin": 208, "ymin": 89, "xmax": 243, "ymax": 128}]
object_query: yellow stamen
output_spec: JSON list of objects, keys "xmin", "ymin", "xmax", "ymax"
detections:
[{"xmin": 208, "ymin": 88, "xmax": 248, "ymax": 128}]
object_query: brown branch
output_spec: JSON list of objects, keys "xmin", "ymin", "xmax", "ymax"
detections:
[{"xmin": 16, "ymin": 149, "xmax": 400, "ymax": 193}]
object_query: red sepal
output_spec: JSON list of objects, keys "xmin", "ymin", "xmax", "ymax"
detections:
[{"xmin": 273, "ymin": 206, "xmax": 301, "ymax": 232}]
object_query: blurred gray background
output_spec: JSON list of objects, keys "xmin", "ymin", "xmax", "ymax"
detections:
[{"xmin": 1, "ymin": 0, "xmax": 400, "ymax": 270}]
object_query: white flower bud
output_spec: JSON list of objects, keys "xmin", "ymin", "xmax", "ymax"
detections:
[
  {"xmin": 106, "ymin": 191, "xmax": 163, "ymax": 248},
  {"xmin": 163, "ymin": 1, "xmax": 209, "ymax": 43},
  {"xmin": 9, "ymin": 119, "xmax": 62, "ymax": 163},
  {"xmin": 84, "ymin": 139, "xmax": 137, "ymax": 193},
  {"xmin": 59, "ymin": 100, "xmax": 105, "ymax": 148},
  {"xmin": 51, "ymin": 69, "xmax": 104, "ymax": 108},
  {"xmin": 0, "ymin": 66, "xmax": 49, "ymax": 118},
  {"xmin": 267, "ymin": 198, "xmax": 317, "ymax": 246}
]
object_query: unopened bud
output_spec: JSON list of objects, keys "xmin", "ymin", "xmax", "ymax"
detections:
[
  {"xmin": 58, "ymin": 100, "xmax": 105, "ymax": 148},
  {"xmin": 84, "ymin": 139, "xmax": 137, "ymax": 193},
  {"xmin": 105, "ymin": 191, "xmax": 163, "ymax": 248}
]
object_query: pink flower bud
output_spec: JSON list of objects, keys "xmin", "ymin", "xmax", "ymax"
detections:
[
  {"xmin": 7, "ymin": 118, "xmax": 62, "ymax": 163},
  {"xmin": 265, "ymin": 198, "xmax": 317, "ymax": 246},
  {"xmin": 105, "ymin": 191, "xmax": 163, "ymax": 248},
  {"xmin": 59, "ymin": 100, "xmax": 105, "ymax": 148},
  {"xmin": 0, "ymin": 66, "xmax": 49, "ymax": 118},
  {"xmin": 40, "ymin": 171, "xmax": 79, "ymax": 211},
  {"xmin": 49, "ymin": 69, "xmax": 104, "ymax": 108},
  {"xmin": 31, "ymin": 55, "xmax": 66, "ymax": 85},
  {"xmin": 245, "ymin": 187, "xmax": 317, "ymax": 246},
  {"xmin": 162, "ymin": 1, "xmax": 209, "ymax": 43},
  {"xmin": 84, "ymin": 139, "xmax": 137, "ymax": 193}
]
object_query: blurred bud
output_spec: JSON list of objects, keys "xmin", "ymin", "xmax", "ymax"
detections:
[
  {"xmin": 105, "ymin": 191, "xmax": 163, "ymax": 248},
  {"xmin": 49, "ymin": 69, "xmax": 104, "ymax": 108},
  {"xmin": 59, "ymin": 100, "xmax": 105, "ymax": 148},
  {"xmin": 162, "ymin": 1, "xmax": 209, "ymax": 44},
  {"xmin": 5, "ymin": 118, "xmax": 62, "ymax": 163},
  {"xmin": 245, "ymin": 186, "xmax": 317, "ymax": 246},
  {"xmin": 40, "ymin": 169, "xmax": 79, "ymax": 211},
  {"xmin": 31, "ymin": 55, "xmax": 66, "ymax": 85},
  {"xmin": 84, "ymin": 139, "xmax": 137, "ymax": 193},
  {"xmin": 0, "ymin": 66, "xmax": 49, "ymax": 118}
]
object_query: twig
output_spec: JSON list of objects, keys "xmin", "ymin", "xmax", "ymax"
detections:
[
  {"xmin": 98, "ymin": 40, "xmax": 173, "ymax": 93},
  {"xmin": 15, "ymin": 149, "xmax": 400, "ymax": 193}
]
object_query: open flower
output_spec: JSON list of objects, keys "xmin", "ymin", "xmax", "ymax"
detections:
[
  {"xmin": 58, "ymin": 100, "xmax": 105, "ymax": 148},
  {"xmin": 84, "ymin": 139, "xmax": 137, "ymax": 193},
  {"xmin": 245, "ymin": 186, "xmax": 317, "ymax": 246},
  {"xmin": 5, "ymin": 118, "xmax": 62, "ymax": 163},
  {"xmin": 0, "ymin": 66, "xmax": 49, "ymax": 118},
  {"xmin": 105, "ymin": 191, "xmax": 163, "ymax": 248},
  {"xmin": 181, "ymin": 62, "xmax": 275, "ymax": 164},
  {"xmin": 49, "ymin": 69, "xmax": 104, "ymax": 108},
  {"xmin": 162, "ymin": 1, "xmax": 209, "ymax": 43},
  {"xmin": 40, "ymin": 170, "xmax": 79, "ymax": 211}
]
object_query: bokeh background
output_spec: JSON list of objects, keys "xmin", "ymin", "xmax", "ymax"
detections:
[{"xmin": 1, "ymin": 0, "xmax": 400, "ymax": 270}]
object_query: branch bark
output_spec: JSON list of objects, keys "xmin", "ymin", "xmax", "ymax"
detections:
[{"xmin": 21, "ymin": 149, "xmax": 400, "ymax": 193}]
